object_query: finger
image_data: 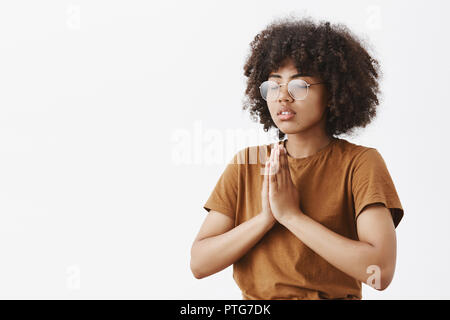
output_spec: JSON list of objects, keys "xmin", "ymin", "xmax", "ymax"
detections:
[
  {"xmin": 275, "ymin": 144, "xmax": 281, "ymax": 174},
  {"xmin": 269, "ymin": 145, "xmax": 276, "ymax": 175},
  {"xmin": 279, "ymin": 145, "xmax": 289, "ymax": 176},
  {"xmin": 281, "ymin": 146, "xmax": 294, "ymax": 186},
  {"xmin": 262, "ymin": 161, "xmax": 269, "ymax": 202},
  {"xmin": 265, "ymin": 160, "xmax": 270, "ymax": 175},
  {"xmin": 262, "ymin": 160, "xmax": 267, "ymax": 185},
  {"xmin": 276, "ymin": 146, "xmax": 285, "ymax": 185},
  {"xmin": 271, "ymin": 143, "xmax": 280, "ymax": 191},
  {"xmin": 263, "ymin": 160, "xmax": 269, "ymax": 192},
  {"xmin": 269, "ymin": 159, "xmax": 277, "ymax": 192},
  {"xmin": 269, "ymin": 144, "xmax": 274, "ymax": 163},
  {"xmin": 270, "ymin": 143, "xmax": 277, "ymax": 164}
]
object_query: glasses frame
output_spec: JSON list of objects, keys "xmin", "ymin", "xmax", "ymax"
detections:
[{"xmin": 259, "ymin": 79, "xmax": 327, "ymax": 101}]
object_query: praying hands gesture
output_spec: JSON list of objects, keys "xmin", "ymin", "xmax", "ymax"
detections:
[{"xmin": 262, "ymin": 143, "xmax": 302, "ymax": 225}]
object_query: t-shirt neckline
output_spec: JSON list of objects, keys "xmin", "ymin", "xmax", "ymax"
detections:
[{"xmin": 279, "ymin": 137, "xmax": 339, "ymax": 164}]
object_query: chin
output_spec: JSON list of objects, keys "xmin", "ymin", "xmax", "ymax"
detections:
[
  {"xmin": 277, "ymin": 122, "xmax": 301, "ymax": 131},
  {"xmin": 277, "ymin": 127, "xmax": 303, "ymax": 135}
]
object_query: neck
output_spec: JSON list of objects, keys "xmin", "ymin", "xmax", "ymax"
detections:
[{"xmin": 284, "ymin": 132, "xmax": 334, "ymax": 159}]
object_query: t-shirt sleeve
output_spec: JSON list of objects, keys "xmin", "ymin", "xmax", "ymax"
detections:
[
  {"xmin": 202, "ymin": 150, "xmax": 243, "ymax": 220},
  {"xmin": 352, "ymin": 148, "xmax": 404, "ymax": 228}
]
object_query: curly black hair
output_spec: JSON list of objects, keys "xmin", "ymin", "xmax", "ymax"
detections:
[{"xmin": 242, "ymin": 15, "xmax": 381, "ymax": 140}]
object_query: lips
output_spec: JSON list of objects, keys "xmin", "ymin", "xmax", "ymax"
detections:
[
  {"xmin": 277, "ymin": 107, "xmax": 296, "ymax": 121},
  {"xmin": 277, "ymin": 107, "xmax": 296, "ymax": 116}
]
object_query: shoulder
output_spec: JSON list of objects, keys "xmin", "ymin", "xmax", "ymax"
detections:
[
  {"xmin": 334, "ymin": 139, "xmax": 394, "ymax": 183},
  {"xmin": 334, "ymin": 138, "xmax": 382, "ymax": 166}
]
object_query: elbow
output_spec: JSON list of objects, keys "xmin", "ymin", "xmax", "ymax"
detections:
[
  {"xmin": 378, "ymin": 260, "xmax": 396, "ymax": 291},
  {"xmin": 365, "ymin": 263, "xmax": 395, "ymax": 291},
  {"xmin": 367, "ymin": 264, "xmax": 395, "ymax": 291},
  {"xmin": 376, "ymin": 279, "xmax": 391, "ymax": 291},
  {"xmin": 190, "ymin": 243, "xmax": 206, "ymax": 279},
  {"xmin": 190, "ymin": 259, "xmax": 211, "ymax": 279},
  {"xmin": 365, "ymin": 245, "xmax": 396, "ymax": 291},
  {"xmin": 375, "ymin": 278, "xmax": 390, "ymax": 291},
  {"xmin": 377, "ymin": 268, "xmax": 394, "ymax": 291},
  {"xmin": 190, "ymin": 260, "xmax": 206, "ymax": 279}
]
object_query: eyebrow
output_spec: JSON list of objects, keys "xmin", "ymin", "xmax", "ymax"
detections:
[{"xmin": 268, "ymin": 73, "xmax": 311, "ymax": 79}]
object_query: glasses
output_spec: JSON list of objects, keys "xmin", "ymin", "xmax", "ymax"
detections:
[{"xmin": 259, "ymin": 79, "xmax": 326, "ymax": 101}]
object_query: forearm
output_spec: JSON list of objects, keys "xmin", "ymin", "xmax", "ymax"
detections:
[
  {"xmin": 191, "ymin": 213, "xmax": 275, "ymax": 279},
  {"xmin": 280, "ymin": 211, "xmax": 387, "ymax": 287}
]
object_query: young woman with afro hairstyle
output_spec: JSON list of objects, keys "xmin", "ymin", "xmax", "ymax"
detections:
[{"xmin": 191, "ymin": 16, "xmax": 404, "ymax": 300}]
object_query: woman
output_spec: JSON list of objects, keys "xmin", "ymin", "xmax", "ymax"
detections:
[{"xmin": 190, "ymin": 16, "xmax": 404, "ymax": 300}]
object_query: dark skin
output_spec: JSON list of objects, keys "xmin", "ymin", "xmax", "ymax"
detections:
[
  {"xmin": 265, "ymin": 136, "xmax": 396, "ymax": 291},
  {"xmin": 266, "ymin": 57, "xmax": 333, "ymax": 159},
  {"xmin": 191, "ymin": 58, "xmax": 397, "ymax": 291}
]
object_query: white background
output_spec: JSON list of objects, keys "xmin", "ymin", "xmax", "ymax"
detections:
[{"xmin": 0, "ymin": 0, "xmax": 449, "ymax": 299}]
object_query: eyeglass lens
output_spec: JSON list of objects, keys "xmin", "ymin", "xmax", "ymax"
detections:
[{"xmin": 260, "ymin": 79, "xmax": 308, "ymax": 101}]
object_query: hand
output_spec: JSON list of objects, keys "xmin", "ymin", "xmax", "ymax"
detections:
[
  {"xmin": 268, "ymin": 143, "xmax": 302, "ymax": 224},
  {"xmin": 260, "ymin": 156, "xmax": 276, "ymax": 227}
]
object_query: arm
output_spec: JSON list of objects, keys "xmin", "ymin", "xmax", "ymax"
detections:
[
  {"xmin": 190, "ymin": 210, "xmax": 275, "ymax": 279},
  {"xmin": 279, "ymin": 203, "xmax": 397, "ymax": 290},
  {"xmin": 269, "ymin": 143, "xmax": 397, "ymax": 290}
]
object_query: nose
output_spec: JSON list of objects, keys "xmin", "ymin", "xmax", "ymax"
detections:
[{"xmin": 277, "ymin": 83, "xmax": 293, "ymax": 102}]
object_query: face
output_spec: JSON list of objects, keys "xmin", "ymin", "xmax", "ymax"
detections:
[{"xmin": 266, "ymin": 58, "xmax": 329, "ymax": 137}]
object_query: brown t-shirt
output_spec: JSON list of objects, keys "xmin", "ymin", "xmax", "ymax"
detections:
[{"xmin": 202, "ymin": 137, "xmax": 404, "ymax": 300}]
